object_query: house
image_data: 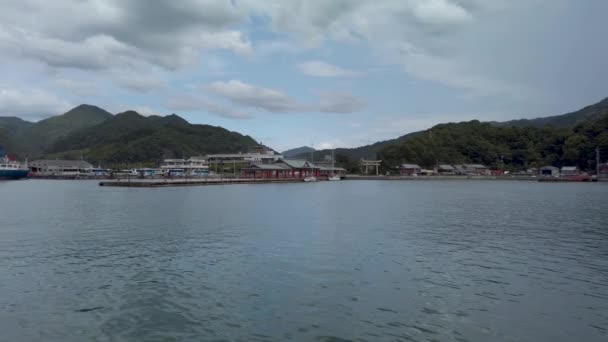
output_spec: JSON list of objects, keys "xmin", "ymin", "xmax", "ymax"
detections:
[
  {"xmin": 419, "ymin": 169, "xmax": 435, "ymax": 176},
  {"xmin": 539, "ymin": 166, "xmax": 560, "ymax": 177},
  {"xmin": 241, "ymin": 159, "xmax": 319, "ymax": 179},
  {"xmin": 436, "ymin": 164, "xmax": 455, "ymax": 175},
  {"xmin": 160, "ymin": 158, "xmax": 209, "ymax": 172},
  {"xmin": 206, "ymin": 151, "xmax": 283, "ymax": 171},
  {"xmin": 462, "ymin": 164, "xmax": 490, "ymax": 175},
  {"xmin": 317, "ymin": 166, "xmax": 347, "ymax": 178},
  {"xmin": 241, "ymin": 163, "xmax": 293, "ymax": 178},
  {"xmin": 399, "ymin": 163, "xmax": 421, "ymax": 176},
  {"xmin": 561, "ymin": 166, "xmax": 579, "ymax": 176},
  {"xmin": 29, "ymin": 159, "xmax": 94, "ymax": 176}
]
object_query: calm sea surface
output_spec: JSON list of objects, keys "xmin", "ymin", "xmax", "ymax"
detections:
[{"xmin": 1, "ymin": 180, "xmax": 607, "ymax": 342}]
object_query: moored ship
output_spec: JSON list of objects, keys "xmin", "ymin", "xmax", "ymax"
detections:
[{"xmin": 0, "ymin": 149, "xmax": 29, "ymax": 180}]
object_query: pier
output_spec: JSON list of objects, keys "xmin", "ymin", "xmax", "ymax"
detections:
[{"xmin": 99, "ymin": 177, "xmax": 311, "ymax": 187}]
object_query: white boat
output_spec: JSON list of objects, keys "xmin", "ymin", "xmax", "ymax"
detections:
[
  {"xmin": 304, "ymin": 143, "xmax": 317, "ymax": 182},
  {"xmin": 327, "ymin": 149, "xmax": 341, "ymax": 181}
]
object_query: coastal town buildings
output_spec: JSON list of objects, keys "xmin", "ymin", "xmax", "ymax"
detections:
[
  {"xmin": 160, "ymin": 158, "xmax": 209, "ymax": 174},
  {"xmin": 540, "ymin": 166, "xmax": 560, "ymax": 177},
  {"xmin": 461, "ymin": 164, "xmax": 491, "ymax": 176},
  {"xmin": 29, "ymin": 159, "xmax": 94, "ymax": 176},
  {"xmin": 436, "ymin": 164, "xmax": 456, "ymax": 175},
  {"xmin": 561, "ymin": 166, "xmax": 579, "ymax": 176},
  {"xmin": 241, "ymin": 159, "xmax": 346, "ymax": 179},
  {"xmin": 399, "ymin": 163, "xmax": 422, "ymax": 175}
]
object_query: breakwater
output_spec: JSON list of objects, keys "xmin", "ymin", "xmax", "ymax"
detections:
[{"xmin": 99, "ymin": 177, "xmax": 309, "ymax": 187}]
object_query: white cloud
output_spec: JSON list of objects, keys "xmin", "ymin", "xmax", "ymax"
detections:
[
  {"xmin": 53, "ymin": 79, "xmax": 98, "ymax": 96},
  {"xmin": 318, "ymin": 92, "xmax": 366, "ymax": 113},
  {"xmin": 0, "ymin": 88, "xmax": 72, "ymax": 119},
  {"xmin": 204, "ymin": 80, "xmax": 365, "ymax": 114},
  {"xmin": 0, "ymin": 1, "xmax": 251, "ymax": 72},
  {"xmin": 204, "ymin": 80, "xmax": 301, "ymax": 113},
  {"xmin": 412, "ymin": 0, "xmax": 472, "ymax": 25},
  {"xmin": 113, "ymin": 72, "xmax": 164, "ymax": 93},
  {"xmin": 167, "ymin": 95, "xmax": 252, "ymax": 119},
  {"xmin": 297, "ymin": 60, "xmax": 359, "ymax": 77}
]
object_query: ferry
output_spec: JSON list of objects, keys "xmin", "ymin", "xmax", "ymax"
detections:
[{"xmin": 0, "ymin": 154, "xmax": 29, "ymax": 180}]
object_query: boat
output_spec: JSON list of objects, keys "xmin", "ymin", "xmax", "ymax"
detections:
[
  {"xmin": 304, "ymin": 143, "xmax": 317, "ymax": 182},
  {"xmin": 327, "ymin": 149, "xmax": 341, "ymax": 181},
  {"xmin": 0, "ymin": 151, "xmax": 29, "ymax": 180}
]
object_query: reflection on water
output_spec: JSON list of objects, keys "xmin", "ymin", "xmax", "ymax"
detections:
[{"xmin": 1, "ymin": 180, "xmax": 607, "ymax": 341}]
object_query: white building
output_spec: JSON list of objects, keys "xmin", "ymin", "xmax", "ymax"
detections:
[
  {"xmin": 160, "ymin": 157, "xmax": 209, "ymax": 172},
  {"xmin": 206, "ymin": 152, "xmax": 283, "ymax": 167},
  {"xmin": 29, "ymin": 159, "xmax": 94, "ymax": 176}
]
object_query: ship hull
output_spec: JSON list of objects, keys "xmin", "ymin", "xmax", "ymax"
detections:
[{"xmin": 0, "ymin": 169, "xmax": 29, "ymax": 180}]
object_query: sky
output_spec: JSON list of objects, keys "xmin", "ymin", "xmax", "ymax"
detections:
[{"xmin": 0, "ymin": 0, "xmax": 607, "ymax": 151}]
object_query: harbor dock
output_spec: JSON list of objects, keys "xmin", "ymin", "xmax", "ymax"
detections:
[{"xmin": 99, "ymin": 177, "xmax": 310, "ymax": 187}]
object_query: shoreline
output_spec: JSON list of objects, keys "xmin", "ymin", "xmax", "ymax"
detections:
[{"xmin": 96, "ymin": 175, "xmax": 606, "ymax": 187}]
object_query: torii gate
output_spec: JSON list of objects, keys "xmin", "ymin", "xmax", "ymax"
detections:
[{"xmin": 361, "ymin": 159, "xmax": 382, "ymax": 175}]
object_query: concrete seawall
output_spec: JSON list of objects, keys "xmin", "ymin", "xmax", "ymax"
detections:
[
  {"xmin": 99, "ymin": 178, "xmax": 309, "ymax": 187},
  {"xmin": 345, "ymin": 175, "xmax": 540, "ymax": 181}
]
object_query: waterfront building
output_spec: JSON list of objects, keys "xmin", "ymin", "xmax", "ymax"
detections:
[
  {"xmin": 539, "ymin": 166, "xmax": 560, "ymax": 177},
  {"xmin": 206, "ymin": 151, "xmax": 283, "ymax": 172},
  {"xmin": 561, "ymin": 166, "xmax": 579, "ymax": 176},
  {"xmin": 160, "ymin": 158, "xmax": 209, "ymax": 172},
  {"xmin": 399, "ymin": 163, "xmax": 421, "ymax": 176},
  {"xmin": 241, "ymin": 163, "xmax": 293, "ymax": 179},
  {"xmin": 318, "ymin": 166, "xmax": 347, "ymax": 178},
  {"xmin": 436, "ymin": 164, "xmax": 456, "ymax": 175},
  {"xmin": 462, "ymin": 164, "xmax": 490, "ymax": 175},
  {"xmin": 241, "ymin": 159, "xmax": 319, "ymax": 179},
  {"xmin": 29, "ymin": 159, "xmax": 94, "ymax": 176}
]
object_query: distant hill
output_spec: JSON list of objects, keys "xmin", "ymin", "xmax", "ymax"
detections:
[
  {"xmin": 0, "ymin": 104, "xmax": 112, "ymax": 157},
  {"xmin": 282, "ymin": 146, "xmax": 315, "ymax": 157},
  {"xmin": 294, "ymin": 131, "xmax": 423, "ymax": 171},
  {"xmin": 47, "ymin": 110, "xmax": 260, "ymax": 166},
  {"xmin": 494, "ymin": 97, "xmax": 608, "ymax": 128},
  {"xmin": 377, "ymin": 112, "xmax": 608, "ymax": 172},
  {"xmin": 299, "ymin": 97, "xmax": 608, "ymax": 172}
]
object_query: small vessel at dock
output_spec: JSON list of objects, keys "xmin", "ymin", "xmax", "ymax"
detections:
[
  {"xmin": 327, "ymin": 149, "xmax": 341, "ymax": 181},
  {"xmin": 0, "ymin": 149, "xmax": 29, "ymax": 180}
]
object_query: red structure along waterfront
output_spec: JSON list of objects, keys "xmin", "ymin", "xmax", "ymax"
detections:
[{"xmin": 242, "ymin": 159, "xmax": 346, "ymax": 179}]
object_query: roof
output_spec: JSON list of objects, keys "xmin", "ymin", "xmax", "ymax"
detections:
[
  {"xmin": 561, "ymin": 166, "xmax": 578, "ymax": 171},
  {"xmin": 318, "ymin": 166, "xmax": 346, "ymax": 171},
  {"xmin": 246, "ymin": 164, "xmax": 291, "ymax": 170},
  {"xmin": 540, "ymin": 165, "xmax": 559, "ymax": 170},
  {"xmin": 463, "ymin": 164, "xmax": 487, "ymax": 168},
  {"xmin": 206, "ymin": 153, "xmax": 280, "ymax": 159},
  {"xmin": 279, "ymin": 159, "xmax": 317, "ymax": 168},
  {"xmin": 438, "ymin": 164, "xmax": 455, "ymax": 170},
  {"xmin": 400, "ymin": 163, "xmax": 421, "ymax": 169},
  {"xmin": 30, "ymin": 159, "xmax": 93, "ymax": 168}
]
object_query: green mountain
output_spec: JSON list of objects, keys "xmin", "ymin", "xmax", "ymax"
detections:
[
  {"xmin": 282, "ymin": 146, "xmax": 315, "ymax": 158},
  {"xmin": 299, "ymin": 97, "xmax": 608, "ymax": 172},
  {"xmin": 0, "ymin": 104, "xmax": 112, "ymax": 157},
  {"xmin": 494, "ymin": 97, "xmax": 608, "ymax": 128},
  {"xmin": 294, "ymin": 131, "xmax": 423, "ymax": 171},
  {"xmin": 377, "ymin": 113, "xmax": 608, "ymax": 172},
  {"xmin": 47, "ymin": 110, "xmax": 260, "ymax": 166}
]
